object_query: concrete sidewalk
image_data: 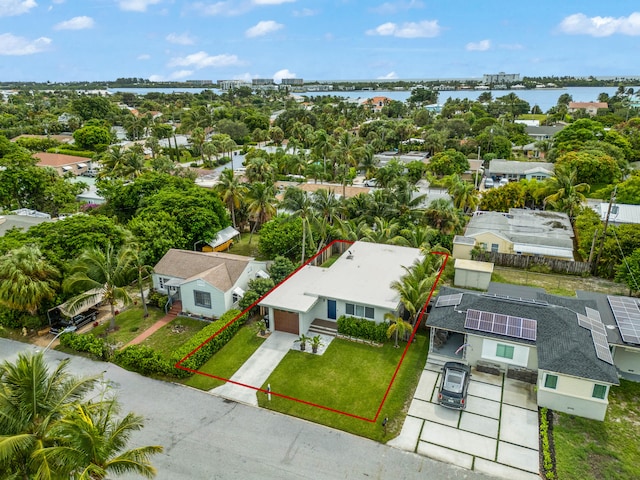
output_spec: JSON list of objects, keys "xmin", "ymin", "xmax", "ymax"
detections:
[{"xmin": 210, "ymin": 331, "xmax": 298, "ymax": 406}]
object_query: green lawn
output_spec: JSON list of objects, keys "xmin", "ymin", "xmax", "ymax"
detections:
[
  {"xmin": 554, "ymin": 379, "xmax": 640, "ymax": 480},
  {"xmin": 228, "ymin": 232, "xmax": 262, "ymax": 258},
  {"xmin": 257, "ymin": 332, "xmax": 428, "ymax": 442},
  {"xmin": 181, "ymin": 323, "xmax": 267, "ymax": 390},
  {"xmin": 90, "ymin": 306, "xmax": 165, "ymax": 347},
  {"xmin": 139, "ymin": 317, "xmax": 209, "ymax": 358}
]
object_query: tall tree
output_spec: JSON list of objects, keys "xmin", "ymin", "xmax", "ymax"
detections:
[
  {"xmin": 0, "ymin": 245, "xmax": 59, "ymax": 316},
  {"xmin": 543, "ymin": 167, "xmax": 590, "ymax": 223},
  {"xmin": 63, "ymin": 243, "xmax": 135, "ymax": 331},
  {"xmin": 216, "ymin": 169, "xmax": 248, "ymax": 229},
  {"xmin": 281, "ymin": 187, "xmax": 316, "ymax": 264}
]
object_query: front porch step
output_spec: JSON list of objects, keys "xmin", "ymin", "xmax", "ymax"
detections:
[{"xmin": 308, "ymin": 324, "xmax": 337, "ymax": 337}]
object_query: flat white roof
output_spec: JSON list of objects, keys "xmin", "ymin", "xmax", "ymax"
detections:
[
  {"xmin": 454, "ymin": 258, "xmax": 494, "ymax": 273},
  {"xmin": 259, "ymin": 242, "xmax": 424, "ymax": 312}
]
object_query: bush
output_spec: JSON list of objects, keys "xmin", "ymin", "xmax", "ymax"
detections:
[
  {"xmin": 0, "ymin": 309, "xmax": 24, "ymax": 329},
  {"xmin": 46, "ymin": 147, "xmax": 94, "ymax": 158},
  {"xmin": 539, "ymin": 407, "xmax": 556, "ymax": 479},
  {"xmin": 337, "ymin": 315, "xmax": 389, "ymax": 343},
  {"xmin": 170, "ymin": 309, "xmax": 247, "ymax": 373},
  {"xmin": 147, "ymin": 290, "xmax": 169, "ymax": 309},
  {"xmin": 113, "ymin": 345, "xmax": 172, "ymax": 376},
  {"xmin": 59, "ymin": 332, "xmax": 110, "ymax": 360}
]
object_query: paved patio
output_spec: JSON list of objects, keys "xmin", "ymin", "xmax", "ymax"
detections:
[{"xmin": 389, "ymin": 363, "xmax": 540, "ymax": 480}]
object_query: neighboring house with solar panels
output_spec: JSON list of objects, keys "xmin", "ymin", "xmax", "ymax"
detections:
[
  {"xmin": 258, "ymin": 241, "xmax": 423, "ymax": 336},
  {"xmin": 606, "ymin": 295, "xmax": 640, "ymax": 375},
  {"xmin": 152, "ymin": 249, "xmax": 268, "ymax": 318},
  {"xmin": 427, "ymin": 286, "xmax": 619, "ymax": 421}
]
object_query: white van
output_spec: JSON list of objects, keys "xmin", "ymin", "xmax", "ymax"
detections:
[
  {"xmin": 484, "ymin": 178, "xmax": 494, "ymax": 189},
  {"xmin": 499, "ymin": 178, "xmax": 509, "ymax": 187}
]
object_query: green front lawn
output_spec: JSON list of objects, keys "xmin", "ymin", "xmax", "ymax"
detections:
[
  {"xmin": 181, "ymin": 323, "xmax": 267, "ymax": 390},
  {"xmin": 139, "ymin": 317, "xmax": 209, "ymax": 358},
  {"xmin": 257, "ymin": 332, "xmax": 428, "ymax": 442},
  {"xmin": 90, "ymin": 306, "xmax": 165, "ymax": 346},
  {"xmin": 554, "ymin": 379, "xmax": 640, "ymax": 480}
]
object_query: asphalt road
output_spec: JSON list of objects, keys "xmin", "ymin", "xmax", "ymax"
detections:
[{"xmin": 0, "ymin": 339, "xmax": 492, "ymax": 480}]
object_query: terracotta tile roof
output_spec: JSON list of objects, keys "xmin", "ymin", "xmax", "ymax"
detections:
[
  {"xmin": 154, "ymin": 249, "xmax": 253, "ymax": 292},
  {"xmin": 33, "ymin": 152, "xmax": 89, "ymax": 167}
]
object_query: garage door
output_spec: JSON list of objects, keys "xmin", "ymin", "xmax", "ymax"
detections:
[{"xmin": 274, "ymin": 310, "xmax": 299, "ymax": 334}]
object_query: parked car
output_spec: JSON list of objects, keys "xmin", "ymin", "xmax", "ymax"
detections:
[
  {"xmin": 364, "ymin": 178, "xmax": 378, "ymax": 187},
  {"xmin": 438, "ymin": 361, "xmax": 472, "ymax": 410},
  {"xmin": 48, "ymin": 306, "xmax": 99, "ymax": 335},
  {"xmin": 499, "ymin": 178, "xmax": 509, "ymax": 187},
  {"xmin": 484, "ymin": 178, "xmax": 494, "ymax": 189}
]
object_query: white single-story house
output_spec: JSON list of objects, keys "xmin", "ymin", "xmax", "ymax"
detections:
[
  {"xmin": 427, "ymin": 286, "xmax": 620, "ymax": 421},
  {"xmin": 487, "ymin": 159, "xmax": 554, "ymax": 182},
  {"xmin": 452, "ymin": 209, "xmax": 575, "ymax": 261},
  {"xmin": 258, "ymin": 241, "xmax": 423, "ymax": 335},
  {"xmin": 152, "ymin": 249, "xmax": 268, "ymax": 318},
  {"xmin": 591, "ymin": 202, "xmax": 640, "ymax": 226}
]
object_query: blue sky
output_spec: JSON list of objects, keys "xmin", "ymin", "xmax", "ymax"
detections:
[{"xmin": 1, "ymin": 0, "xmax": 640, "ymax": 82}]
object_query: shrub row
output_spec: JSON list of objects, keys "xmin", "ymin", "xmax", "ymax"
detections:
[
  {"xmin": 46, "ymin": 147, "xmax": 94, "ymax": 158},
  {"xmin": 337, "ymin": 315, "xmax": 389, "ymax": 344},
  {"xmin": 60, "ymin": 332, "xmax": 110, "ymax": 360},
  {"xmin": 113, "ymin": 345, "xmax": 174, "ymax": 377},
  {"xmin": 539, "ymin": 407, "xmax": 556, "ymax": 479},
  {"xmin": 170, "ymin": 309, "xmax": 247, "ymax": 372}
]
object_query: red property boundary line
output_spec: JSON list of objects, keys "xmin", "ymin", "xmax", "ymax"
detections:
[{"xmin": 175, "ymin": 239, "xmax": 450, "ymax": 423}]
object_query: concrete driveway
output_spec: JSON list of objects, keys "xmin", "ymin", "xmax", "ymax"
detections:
[{"xmin": 389, "ymin": 363, "xmax": 540, "ymax": 480}]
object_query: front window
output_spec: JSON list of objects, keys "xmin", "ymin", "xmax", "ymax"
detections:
[
  {"xmin": 194, "ymin": 290, "xmax": 212, "ymax": 309},
  {"xmin": 345, "ymin": 303, "xmax": 374, "ymax": 319},
  {"xmin": 496, "ymin": 344, "xmax": 514, "ymax": 359},
  {"xmin": 544, "ymin": 374, "xmax": 558, "ymax": 389},
  {"xmin": 491, "ymin": 243, "xmax": 499, "ymax": 253},
  {"xmin": 592, "ymin": 384, "xmax": 607, "ymax": 399}
]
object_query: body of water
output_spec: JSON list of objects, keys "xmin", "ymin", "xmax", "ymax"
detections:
[{"xmin": 108, "ymin": 86, "xmax": 638, "ymax": 113}]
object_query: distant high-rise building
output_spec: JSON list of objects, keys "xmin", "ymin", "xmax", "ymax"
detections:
[
  {"xmin": 281, "ymin": 78, "xmax": 304, "ymax": 85},
  {"xmin": 483, "ymin": 72, "xmax": 520, "ymax": 84},
  {"xmin": 186, "ymin": 80, "xmax": 213, "ymax": 85},
  {"xmin": 252, "ymin": 78, "xmax": 274, "ymax": 86}
]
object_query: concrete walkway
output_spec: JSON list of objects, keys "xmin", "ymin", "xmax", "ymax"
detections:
[
  {"xmin": 124, "ymin": 313, "xmax": 176, "ymax": 348},
  {"xmin": 210, "ymin": 331, "xmax": 298, "ymax": 406},
  {"xmin": 389, "ymin": 363, "xmax": 540, "ymax": 480}
]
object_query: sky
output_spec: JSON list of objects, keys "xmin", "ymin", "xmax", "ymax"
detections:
[{"xmin": 1, "ymin": 0, "xmax": 640, "ymax": 83}]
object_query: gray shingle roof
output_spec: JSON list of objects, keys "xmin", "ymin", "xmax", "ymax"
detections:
[{"xmin": 428, "ymin": 286, "xmax": 619, "ymax": 385}]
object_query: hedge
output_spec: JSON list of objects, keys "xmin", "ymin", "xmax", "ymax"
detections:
[
  {"xmin": 60, "ymin": 332, "xmax": 110, "ymax": 360},
  {"xmin": 113, "ymin": 345, "xmax": 173, "ymax": 377},
  {"xmin": 170, "ymin": 309, "xmax": 248, "ymax": 372},
  {"xmin": 46, "ymin": 147, "xmax": 94, "ymax": 158},
  {"xmin": 337, "ymin": 315, "xmax": 389, "ymax": 344}
]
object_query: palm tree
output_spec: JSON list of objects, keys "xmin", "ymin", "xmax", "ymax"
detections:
[
  {"xmin": 0, "ymin": 245, "xmax": 59, "ymax": 315},
  {"xmin": 131, "ymin": 245, "xmax": 153, "ymax": 318},
  {"xmin": 0, "ymin": 351, "xmax": 100, "ymax": 479},
  {"xmin": 385, "ymin": 312, "xmax": 414, "ymax": 348},
  {"xmin": 40, "ymin": 399, "xmax": 162, "ymax": 479},
  {"xmin": 543, "ymin": 167, "xmax": 590, "ymax": 223},
  {"xmin": 100, "ymin": 145, "xmax": 127, "ymax": 179},
  {"xmin": 281, "ymin": 187, "xmax": 316, "ymax": 264},
  {"xmin": 216, "ymin": 168, "xmax": 248, "ymax": 228},
  {"xmin": 312, "ymin": 129, "xmax": 333, "ymax": 181},
  {"xmin": 246, "ymin": 182, "xmax": 277, "ymax": 240},
  {"xmin": 447, "ymin": 175, "xmax": 479, "ymax": 213},
  {"xmin": 63, "ymin": 244, "xmax": 135, "ymax": 331},
  {"xmin": 425, "ymin": 198, "xmax": 462, "ymax": 235}
]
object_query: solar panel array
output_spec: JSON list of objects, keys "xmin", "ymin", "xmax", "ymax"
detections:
[
  {"xmin": 481, "ymin": 293, "xmax": 549, "ymax": 306},
  {"xmin": 436, "ymin": 293, "xmax": 463, "ymax": 308},
  {"xmin": 608, "ymin": 296, "xmax": 640, "ymax": 345},
  {"xmin": 575, "ymin": 310, "xmax": 614, "ymax": 365},
  {"xmin": 465, "ymin": 309, "xmax": 537, "ymax": 341}
]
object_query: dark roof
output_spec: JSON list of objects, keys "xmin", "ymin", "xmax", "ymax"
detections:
[{"xmin": 428, "ymin": 286, "xmax": 619, "ymax": 385}]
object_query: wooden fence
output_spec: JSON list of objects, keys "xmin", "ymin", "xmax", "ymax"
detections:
[{"xmin": 472, "ymin": 251, "xmax": 592, "ymax": 275}]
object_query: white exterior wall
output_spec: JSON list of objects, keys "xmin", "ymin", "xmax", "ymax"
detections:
[
  {"xmin": 152, "ymin": 274, "xmax": 180, "ymax": 293},
  {"xmin": 180, "ymin": 279, "xmax": 226, "ymax": 318},
  {"xmin": 612, "ymin": 346, "xmax": 640, "ymax": 374},
  {"xmin": 464, "ymin": 335, "xmax": 536, "ymax": 369},
  {"xmin": 537, "ymin": 371, "xmax": 610, "ymax": 421},
  {"xmin": 454, "ymin": 269, "xmax": 491, "ymax": 290}
]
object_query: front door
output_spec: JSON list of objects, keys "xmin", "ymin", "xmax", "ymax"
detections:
[{"xmin": 327, "ymin": 300, "xmax": 337, "ymax": 320}]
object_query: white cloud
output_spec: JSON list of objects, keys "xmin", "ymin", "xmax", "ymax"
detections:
[
  {"xmin": 466, "ymin": 39, "xmax": 490, "ymax": 51},
  {"xmin": 273, "ymin": 68, "xmax": 295, "ymax": 83},
  {"xmin": 169, "ymin": 70, "xmax": 193, "ymax": 80},
  {"xmin": 370, "ymin": 1, "xmax": 423, "ymax": 15},
  {"xmin": 246, "ymin": 20, "xmax": 283, "ymax": 38},
  {"xmin": 166, "ymin": 32, "xmax": 195, "ymax": 45},
  {"xmin": 378, "ymin": 71, "xmax": 398, "ymax": 80},
  {"xmin": 292, "ymin": 8, "xmax": 316, "ymax": 17},
  {"xmin": 168, "ymin": 51, "xmax": 243, "ymax": 69},
  {"xmin": 559, "ymin": 12, "xmax": 640, "ymax": 37},
  {"xmin": 253, "ymin": 0, "xmax": 295, "ymax": 4},
  {"xmin": 0, "ymin": 33, "xmax": 51, "ymax": 55},
  {"xmin": 191, "ymin": 1, "xmax": 248, "ymax": 16},
  {"xmin": 366, "ymin": 20, "xmax": 441, "ymax": 38},
  {"xmin": 137, "ymin": 53, "xmax": 151, "ymax": 60},
  {"xmin": 0, "ymin": 0, "xmax": 37, "ymax": 17},
  {"xmin": 148, "ymin": 74, "xmax": 164, "ymax": 82},
  {"xmin": 118, "ymin": 0, "xmax": 161, "ymax": 12},
  {"xmin": 54, "ymin": 16, "xmax": 95, "ymax": 31},
  {"xmin": 233, "ymin": 72, "xmax": 253, "ymax": 82}
]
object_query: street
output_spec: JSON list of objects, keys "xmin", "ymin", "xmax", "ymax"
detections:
[{"xmin": 0, "ymin": 339, "xmax": 492, "ymax": 480}]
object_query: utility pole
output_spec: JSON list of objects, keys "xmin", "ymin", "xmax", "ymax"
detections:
[{"xmin": 593, "ymin": 187, "xmax": 617, "ymax": 275}]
